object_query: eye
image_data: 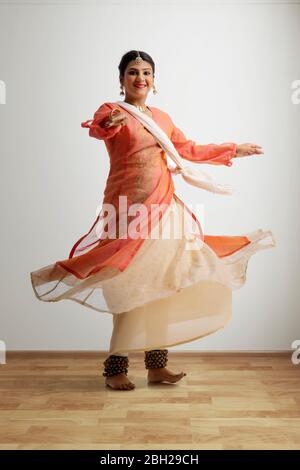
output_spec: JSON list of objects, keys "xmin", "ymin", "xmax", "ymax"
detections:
[{"xmin": 128, "ymin": 70, "xmax": 151, "ymax": 75}]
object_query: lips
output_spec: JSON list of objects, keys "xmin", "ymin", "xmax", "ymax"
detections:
[{"xmin": 134, "ymin": 84, "xmax": 146, "ymax": 88}]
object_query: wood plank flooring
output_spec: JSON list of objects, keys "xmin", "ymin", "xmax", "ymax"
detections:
[{"xmin": 0, "ymin": 352, "xmax": 299, "ymax": 450}]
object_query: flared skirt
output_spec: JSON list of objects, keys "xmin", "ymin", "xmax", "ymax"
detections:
[{"xmin": 30, "ymin": 193, "xmax": 275, "ymax": 353}]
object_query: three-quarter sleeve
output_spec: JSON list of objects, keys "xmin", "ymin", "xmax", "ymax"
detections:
[
  {"xmin": 81, "ymin": 102, "xmax": 123, "ymax": 140},
  {"xmin": 170, "ymin": 119, "xmax": 237, "ymax": 167}
]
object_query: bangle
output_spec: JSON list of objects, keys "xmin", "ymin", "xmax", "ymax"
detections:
[
  {"xmin": 101, "ymin": 108, "xmax": 121, "ymax": 128},
  {"xmin": 109, "ymin": 108, "xmax": 121, "ymax": 119}
]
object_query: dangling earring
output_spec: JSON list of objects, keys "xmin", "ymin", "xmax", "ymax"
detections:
[
  {"xmin": 120, "ymin": 84, "xmax": 125, "ymax": 96},
  {"xmin": 152, "ymin": 84, "xmax": 157, "ymax": 95}
]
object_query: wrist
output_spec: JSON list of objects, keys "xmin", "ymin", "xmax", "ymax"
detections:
[{"xmin": 233, "ymin": 144, "xmax": 238, "ymax": 158}]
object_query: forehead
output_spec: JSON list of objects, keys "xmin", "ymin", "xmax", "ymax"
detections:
[{"xmin": 126, "ymin": 60, "xmax": 152, "ymax": 71}]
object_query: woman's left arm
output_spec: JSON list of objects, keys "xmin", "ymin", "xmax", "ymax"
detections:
[
  {"xmin": 170, "ymin": 120, "xmax": 264, "ymax": 167},
  {"xmin": 170, "ymin": 121, "xmax": 237, "ymax": 167}
]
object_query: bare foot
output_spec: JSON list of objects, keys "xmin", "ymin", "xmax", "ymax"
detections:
[
  {"xmin": 105, "ymin": 372, "xmax": 135, "ymax": 390},
  {"xmin": 147, "ymin": 367, "xmax": 186, "ymax": 384}
]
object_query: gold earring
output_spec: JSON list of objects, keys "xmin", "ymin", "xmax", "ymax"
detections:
[
  {"xmin": 152, "ymin": 84, "xmax": 157, "ymax": 94},
  {"xmin": 120, "ymin": 84, "xmax": 125, "ymax": 96}
]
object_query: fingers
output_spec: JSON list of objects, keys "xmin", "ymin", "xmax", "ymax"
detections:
[
  {"xmin": 244, "ymin": 143, "xmax": 262, "ymax": 148},
  {"xmin": 102, "ymin": 108, "xmax": 128, "ymax": 128},
  {"xmin": 241, "ymin": 143, "xmax": 264, "ymax": 156},
  {"xmin": 247, "ymin": 150, "xmax": 263, "ymax": 156},
  {"xmin": 251, "ymin": 144, "xmax": 263, "ymax": 152},
  {"xmin": 104, "ymin": 114, "xmax": 128, "ymax": 128},
  {"xmin": 250, "ymin": 146, "xmax": 264, "ymax": 155}
]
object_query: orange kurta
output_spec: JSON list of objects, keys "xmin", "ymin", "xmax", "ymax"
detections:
[
  {"xmin": 30, "ymin": 102, "xmax": 275, "ymax": 353},
  {"xmin": 63, "ymin": 103, "xmax": 249, "ymax": 273}
]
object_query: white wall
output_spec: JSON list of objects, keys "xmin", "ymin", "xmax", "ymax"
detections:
[{"xmin": 0, "ymin": 0, "xmax": 299, "ymax": 351}]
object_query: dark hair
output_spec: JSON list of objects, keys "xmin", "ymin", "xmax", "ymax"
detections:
[{"xmin": 118, "ymin": 50, "xmax": 155, "ymax": 78}]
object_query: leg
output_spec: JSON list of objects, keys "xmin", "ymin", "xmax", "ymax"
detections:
[
  {"xmin": 144, "ymin": 349, "xmax": 186, "ymax": 384},
  {"xmin": 103, "ymin": 353, "xmax": 135, "ymax": 390},
  {"xmin": 103, "ymin": 316, "xmax": 135, "ymax": 390}
]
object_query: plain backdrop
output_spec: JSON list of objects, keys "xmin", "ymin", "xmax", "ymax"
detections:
[{"xmin": 0, "ymin": 0, "xmax": 299, "ymax": 351}]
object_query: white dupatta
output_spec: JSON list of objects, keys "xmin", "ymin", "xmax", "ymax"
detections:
[{"xmin": 116, "ymin": 100, "xmax": 234, "ymax": 196}]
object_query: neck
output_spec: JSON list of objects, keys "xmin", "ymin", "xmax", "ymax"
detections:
[{"xmin": 123, "ymin": 96, "xmax": 146, "ymax": 108}]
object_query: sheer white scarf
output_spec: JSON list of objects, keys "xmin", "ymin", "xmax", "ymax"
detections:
[{"xmin": 116, "ymin": 100, "xmax": 234, "ymax": 195}]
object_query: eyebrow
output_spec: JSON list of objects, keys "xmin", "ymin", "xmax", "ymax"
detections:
[{"xmin": 128, "ymin": 67, "xmax": 152, "ymax": 71}]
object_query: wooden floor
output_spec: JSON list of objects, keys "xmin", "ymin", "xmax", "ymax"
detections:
[{"xmin": 0, "ymin": 351, "xmax": 299, "ymax": 450}]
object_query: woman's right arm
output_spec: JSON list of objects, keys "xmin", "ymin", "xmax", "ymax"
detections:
[{"xmin": 81, "ymin": 103, "xmax": 127, "ymax": 140}]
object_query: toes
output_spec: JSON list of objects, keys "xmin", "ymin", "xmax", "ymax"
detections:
[
  {"xmin": 125, "ymin": 383, "xmax": 135, "ymax": 390},
  {"xmin": 106, "ymin": 380, "xmax": 135, "ymax": 390},
  {"xmin": 106, "ymin": 383, "xmax": 117, "ymax": 390},
  {"xmin": 123, "ymin": 382, "xmax": 135, "ymax": 390},
  {"xmin": 171, "ymin": 372, "xmax": 186, "ymax": 382}
]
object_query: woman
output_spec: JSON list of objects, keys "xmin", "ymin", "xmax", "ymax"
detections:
[{"xmin": 30, "ymin": 50, "xmax": 275, "ymax": 391}]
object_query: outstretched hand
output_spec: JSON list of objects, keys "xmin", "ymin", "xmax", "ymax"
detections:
[
  {"xmin": 102, "ymin": 109, "xmax": 128, "ymax": 128},
  {"xmin": 235, "ymin": 143, "xmax": 264, "ymax": 158}
]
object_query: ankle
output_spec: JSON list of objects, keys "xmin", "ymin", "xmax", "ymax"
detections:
[
  {"xmin": 144, "ymin": 349, "xmax": 168, "ymax": 370},
  {"xmin": 103, "ymin": 354, "xmax": 129, "ymax": 377}
]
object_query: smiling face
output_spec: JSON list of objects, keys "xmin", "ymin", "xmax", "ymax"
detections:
[{"xmin": 120, "ymin": 59, "xmax": 154, "ymax": 102}]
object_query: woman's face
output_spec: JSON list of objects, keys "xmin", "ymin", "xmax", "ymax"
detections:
[{"xmin": 121, "ymin": 59, "xmax": 154, "ymax": 100}]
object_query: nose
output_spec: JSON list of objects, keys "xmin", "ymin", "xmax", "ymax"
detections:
[{"xmin": 137, "ymin": 71, "xmax": 147, "ymax": 80}]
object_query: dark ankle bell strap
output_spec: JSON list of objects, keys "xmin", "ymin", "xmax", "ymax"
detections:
[
  {"xmin": 144, "ymin": 349, "xmax": 168, "ymax": 369},
  {"xmin": 103, "ymin": 355, "xmax": 129, "ymax": 377}
]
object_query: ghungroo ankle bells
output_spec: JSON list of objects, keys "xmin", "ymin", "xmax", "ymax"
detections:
[
  {"xmin": 102, "ymin": 355, "xmax": 129, "ymax": 377},
  {"xmin": 144, "ymin": 349, "xmax": 168, "ymax": 369}
]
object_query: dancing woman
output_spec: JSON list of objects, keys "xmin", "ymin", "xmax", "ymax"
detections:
[{"xmin": 30, "ymin": 50, "xmax": 275, "ymax": 390}]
